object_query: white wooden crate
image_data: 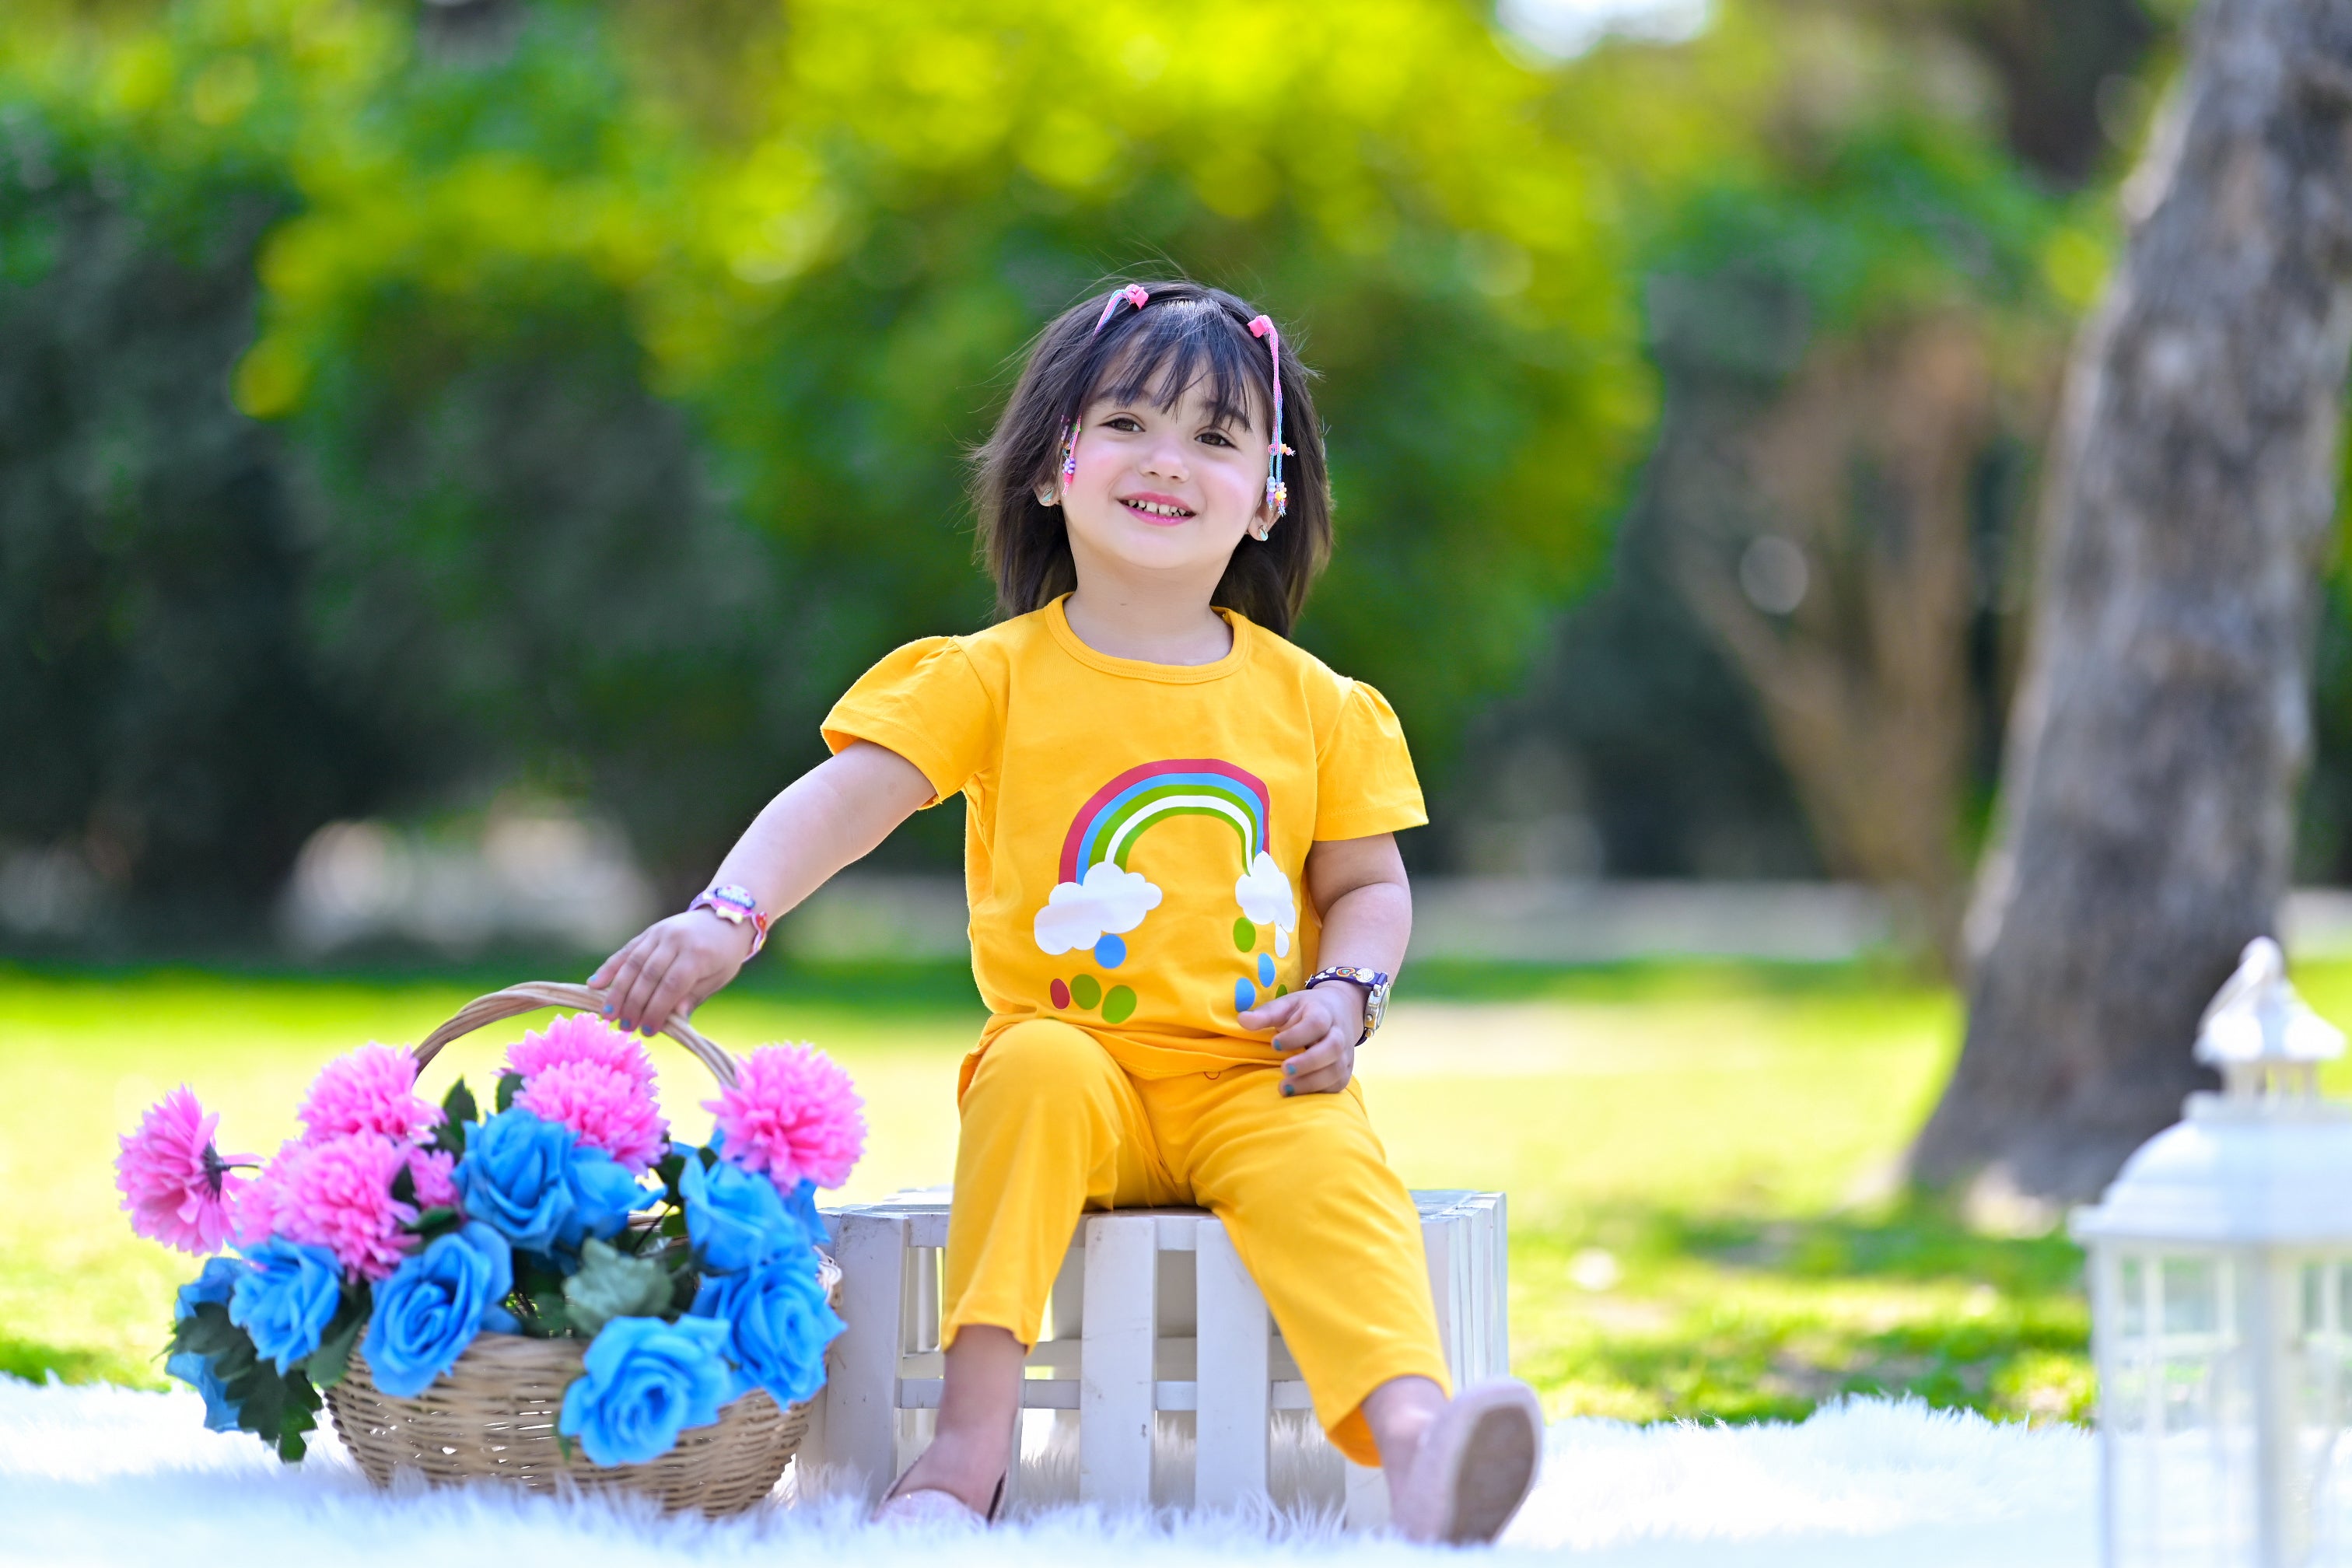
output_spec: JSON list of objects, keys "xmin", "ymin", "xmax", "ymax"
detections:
[{"xmin": 803, "ymin": 1188, "xmax": 1508, "ymax": 1523}]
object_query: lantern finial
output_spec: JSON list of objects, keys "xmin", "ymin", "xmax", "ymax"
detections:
[{"xmin": 2195, "ymin": 936, "xmax": 2342, "ymax": 1101}]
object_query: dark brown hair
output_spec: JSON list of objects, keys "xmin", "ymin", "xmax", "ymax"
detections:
[{"xmin": 971, "ymin": 278, "xmax": 1332, "ymax": 637}]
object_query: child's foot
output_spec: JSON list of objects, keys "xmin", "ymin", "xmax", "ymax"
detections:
[
  {"xmin": 869, "ymin": 1431, "xmax": 1010, "ymax": 1526},
  {"xmin": 1389, "ymin": 1380, "xmax": 1544, "ymax": 1544}
]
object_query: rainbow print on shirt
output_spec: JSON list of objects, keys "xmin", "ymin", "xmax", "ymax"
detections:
[{"xmin": 1033, "ymin": 760, "xmax": 1298, "ymax": 987}]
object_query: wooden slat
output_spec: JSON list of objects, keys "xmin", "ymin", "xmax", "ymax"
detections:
[
  {"xmin": 1194, "ymin": 1218, "xmax": 1271, "ymax": 1508},
  {"xmin": 1080, "ymin": 1214, "xmax": 1156, "ymax": 1507},
  {"xmin": 821, "ymin": 1211, "xmax": 908, "ymax": 1504}
]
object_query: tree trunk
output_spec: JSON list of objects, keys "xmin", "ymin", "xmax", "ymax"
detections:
[
  {"xmin": 1664, "ymin": 314, "xmax": 2003, "ymax": 972},
  {"xmin": 1909, "ymin": 0, "xmax": 2352, "ymax": 1208}
]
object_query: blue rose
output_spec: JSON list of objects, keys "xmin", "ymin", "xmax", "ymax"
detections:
[
  {"xmin": 362, "ymin": 1222, "xmax": 521, "ymax": 1398},
  {"xmin": 229, "ymin": 1240, "xmax": 343, "ymax": 1373},
  {"xmin": 781, "ymin": 1176, "xmax": 827, "ymax": 1251},
  {"xmin": 452, "ymin": 1110, "xmax": 578, "ymax": 1254},
  {"xmin": 691, "ymin": 1247, "xmax": 842, "ymax": 1406},
  {"xmin": 454, "ymin": 1109, "xmax": 652, "ymax": 1259},
  {"xmin": 168, "ymin": 1256, "xmax": 250, "ymax": 1431},
  {"xmin": 681, "ymin": 1153, "xmax": 800, "ymax": 1275},
  {"xmin": 558, "ymin": 1144, "xmax": 654, "ymax": 1256},
  {"xmin": 558, "ymin": 1314, "xmax": 732, "ymax": 1466}
]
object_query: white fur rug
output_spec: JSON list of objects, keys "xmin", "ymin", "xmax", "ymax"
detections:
[{"xmin": 0, "ymin": 1377, "xmax": 2094, "ymax": 1566}]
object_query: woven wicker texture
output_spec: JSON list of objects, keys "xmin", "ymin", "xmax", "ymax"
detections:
[{"xmin": 322, "ymin": 982, "xmax": 830, "ymax": 1517}]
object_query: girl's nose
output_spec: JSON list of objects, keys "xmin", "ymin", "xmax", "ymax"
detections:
[{"xmin": 1138, "ymin": 437, "xmax": 1189, "ymax": 480}]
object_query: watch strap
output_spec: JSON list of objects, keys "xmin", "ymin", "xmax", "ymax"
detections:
[
  {"xmin": 1304, "ymin": 966, "xmax": 1391, "ymax": 1045},
  {"xmin": 689, "ymin": 885, "xmax": 771, "ymax": 958}
]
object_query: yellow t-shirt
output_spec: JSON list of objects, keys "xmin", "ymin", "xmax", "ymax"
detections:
[{"xmin": 821, "ymin": 596, "xmax": 1426, "ymax": 1078}]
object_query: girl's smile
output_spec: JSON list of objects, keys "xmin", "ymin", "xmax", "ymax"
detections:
[{"xmin": 1118, "ymin": 490, "xmax": 1196, "ymax": 523}]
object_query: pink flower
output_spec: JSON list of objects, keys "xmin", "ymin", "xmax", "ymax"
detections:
[
  {"xmin": 297, "ymin": 1043, "xmax": 443, "ymax": 1144},
  {"xmin": 236, "ymin": 1132, "xmax": 429, "ymax": 1280},
  {"xmin": 517, "ymin": 1060, "xmax": 668, "ymax": 1173},
  {"xmin": 704, "ymin": 1044, "xmax": 865, "ymax": 1190},
  {"xmin": 506, "ymin": 1013, "xmax": 657, "ymax": 1095},
  {"xmin": 116, "ymin": 1087, "xmax": 254, "ymax": 1255}
]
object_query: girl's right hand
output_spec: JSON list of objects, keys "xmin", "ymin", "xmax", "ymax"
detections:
[{"xmin": 589, "ymin": 910, "xmax": 756, "ymax": 1035}]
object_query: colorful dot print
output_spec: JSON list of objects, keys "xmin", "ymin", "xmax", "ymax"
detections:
[
  {"xmin": 1049, "ymin": 978, "xmax": 1070, "ymax": 1009},
  {"xmin": 1232, "ymin": 917, "xmax": 1256, "ymax": 951},
  {"xmin": 1257, "ymin": 953, "xmax": 1276, "ymax": 988},
  {"xmin": 1234, "ymin": 977, "xmax": 1255, "ymax": 1013},
  {"xmin": 1071, "ymin": 973, "xmax": 1102, "ymax": 1010},
  {"xmin": 1103, "ymin": 985, "xmax": 1137, "ymax": 1024},
  {"xmin": 1093, "ymin": 933, "xmax": 1127, "ymax": 969}
]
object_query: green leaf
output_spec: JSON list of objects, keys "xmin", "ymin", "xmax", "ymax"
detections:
[
  {"xmin": 562, "ymin": 1237, "xmax": 676, "ymax": 1336},
  {"xmin": 527, "ymin": 1289, "xmax": 572, "ymax": 1338},
  {"xmin": 442, "ymin": 1076, "xmax": 479, "ymax": 1129},
  {"xmin": 654, "ymin": 1150, "xmax": 687, "ymax": 1203},
  {"xmin": 657, "ymin": 1208, "xmax": 687, "ymax": 1239},
  {"xmin": 302, "ymin": 1283, "xmax": 371, "ymax": 1390},
  {"xmin": 390, "ymin": 1162, "xmax": 416, "ymax": 1208},
  {"xmin": 404, "ymin": 1205, "xmax": 462, "ymax": 1241},
  {"xmin": 170, "ymin": 1300, "xmax": 246, "ymax": 1361},
  {"xmin": 667, "ymin": 1261, "xmax": 700, "ymax": 1314},
  {"xmin": 495, "ymin": 1071, "xmax": 524, "ymax": 1115}
]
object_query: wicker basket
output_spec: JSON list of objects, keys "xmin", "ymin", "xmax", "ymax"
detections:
[{"xmin": 321, "ymin": 980, "xmax": 835, "ymax": 1517}]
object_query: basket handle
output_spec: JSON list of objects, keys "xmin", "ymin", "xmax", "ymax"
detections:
[{"xmin": 411, "ymin": 981, "xmax": 739, "ymax": 1089}]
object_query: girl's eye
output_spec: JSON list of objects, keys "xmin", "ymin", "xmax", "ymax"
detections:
[
  {"xmin": 1104, "ymin": 415, "xmax": 1144, "ymax": 432},
  {"xmin": 1198, "ymin": 429, "xmax": 1236, "ymax": 449}
]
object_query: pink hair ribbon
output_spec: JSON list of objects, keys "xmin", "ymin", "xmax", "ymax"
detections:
[
  {"xmin": 1059, "ymin": 286, "xmax": 1154, "ymax": 490},
  {"xmin": 1248, "ymin": 314, "xmax": 1290, "ymax": 517},
  {"xmin": 1093, "ymin": 283, "xmax": 1151, "ymax": 334}
]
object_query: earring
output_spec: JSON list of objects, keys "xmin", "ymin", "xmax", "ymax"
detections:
[
  {"xmin": 1250, "ymin": 520, "xmax": 1273, "ymax": 541},
  {"xmin": 1035, "ymin": 485, "xmax": 1059, "ymax": 507}
]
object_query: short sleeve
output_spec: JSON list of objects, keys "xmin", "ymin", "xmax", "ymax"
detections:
[
  {"xmin": 821, "ymin": 637, "xmax": 997, "ymax": 803},
  {"xmin": 1314, "ymin": 680, "xmax": 1427, "ymax": 841}
]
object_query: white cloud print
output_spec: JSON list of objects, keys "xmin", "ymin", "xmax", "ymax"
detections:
[
  {"xmin": 1234, "ymin": 852, "xmax": 1297, "ymax": 933},
  {"xmin": 1034, "ymin": 862, "xmax": 1164, "ymax": 955}
]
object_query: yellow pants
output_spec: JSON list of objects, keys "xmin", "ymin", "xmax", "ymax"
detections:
[{"xmin": 943, "ymin": 1018, "xmax": 1451, "ymax": 1465}]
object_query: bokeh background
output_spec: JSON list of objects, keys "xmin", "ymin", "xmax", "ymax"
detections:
[{"xmin": 4, "ymin": 0, "xmax": 2339, "ymax": 1428}]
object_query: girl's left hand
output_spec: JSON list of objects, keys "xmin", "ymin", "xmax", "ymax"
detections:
[{"xmin": 1238, "ymin": 983, "xmax": 1367, "ymax": 1097}]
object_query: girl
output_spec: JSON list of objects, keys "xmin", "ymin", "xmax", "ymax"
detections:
[{"xmin": 590, "ymin": 278, "xmax": 1543, "ymax": 1542}]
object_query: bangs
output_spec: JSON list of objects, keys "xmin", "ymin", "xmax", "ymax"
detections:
[{"xmin": 1087, "ymin": 301, "xmax": 1272, "ymax": 432}]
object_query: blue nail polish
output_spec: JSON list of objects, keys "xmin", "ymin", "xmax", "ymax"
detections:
[{"xmin": 1280, "ymin": 1083, "xmax": 1293, "ymax": 1097}]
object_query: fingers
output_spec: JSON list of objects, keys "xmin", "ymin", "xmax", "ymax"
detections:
[
  {"xmin": 639, "ymin": 948, "xmax": 714, "ymax": 1041},
  {"xmin": 1283, "ymin": 1036, "xmax": 1354, "ymax": 1096},
  {"xmin": 598, "ymin": 936, "xmax": 655, "ymax": 1028},
  {"xmin": 587, "ymin": 945, "xmax": 625, "ymax": 989},
  {"xmin": 1236, "ymin": 992, "xmax": 1304, "ymax": 1034},
  {"xmin": 609, "ymin": 939, "xmax": 671, "ymax": 1034}
]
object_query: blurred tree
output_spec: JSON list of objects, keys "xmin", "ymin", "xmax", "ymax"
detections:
[
  {"xmin": 1512, "ymin": 10, "xmax": 2076, "ymax": 962},
  {"xmin": 0, "ymin": 125, "xmax": 389, "ymax": 928},
  {"xmin": 0, "ymin": 0, "xmax": 1654, "ymax": 914},
  {"xmin": 1911, "ymin": 0, "xmax": 2352, "ymax": 1204}
]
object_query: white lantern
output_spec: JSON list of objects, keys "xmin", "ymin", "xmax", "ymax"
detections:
[{"xmin": 2074, "ymin": 938, "xmax": 2352, "ymax": 1568}]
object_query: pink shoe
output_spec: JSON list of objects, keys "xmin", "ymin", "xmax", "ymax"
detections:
[
  {"xmin": 871, "ymin": 1487, "xmax": 989, "ymax": 1528},
  {"xmin": 1390, "ymin": 1380, "xmax": 1544, "ymax": 1545},
  {"xmin": 870, "ymin": 1472, "xmax": 1006, "ymax": 1528}
]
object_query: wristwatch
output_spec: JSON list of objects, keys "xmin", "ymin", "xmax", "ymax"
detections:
[
  {"xmin": 1304, "ymin": 966, "xmax": 1391, "ymax": 1045},
  {"xmin": 689, "ymin": 884, "xmax": 771, "ymax": 958}
]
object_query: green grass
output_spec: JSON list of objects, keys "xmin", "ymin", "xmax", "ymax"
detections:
[{"xmin": 17, "ymin": 954, "xmax": 2335, "ymax": 1423}]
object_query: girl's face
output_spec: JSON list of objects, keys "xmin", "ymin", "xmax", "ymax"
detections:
[{"xmin": 1057, "ymin": 375, "xmax": 1273, "ymax": 588}]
